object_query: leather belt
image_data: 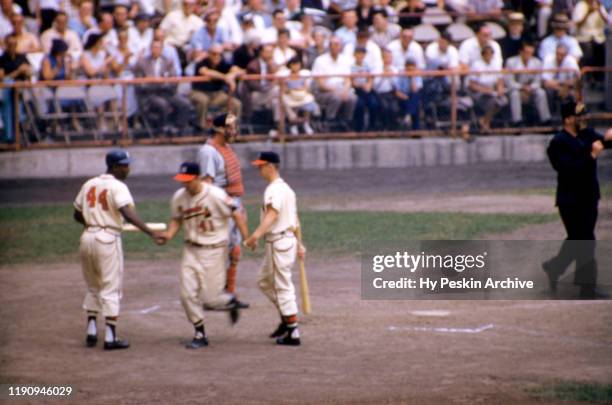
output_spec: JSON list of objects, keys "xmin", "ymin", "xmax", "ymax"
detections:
[{"xmin": 185, "ymin": 240, "xmax": 227, "ymax": 249}]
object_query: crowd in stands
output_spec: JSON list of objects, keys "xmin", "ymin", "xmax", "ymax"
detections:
[{"xmin": 0, "ymin": 0, "xmax": 610, "ymax": 139}]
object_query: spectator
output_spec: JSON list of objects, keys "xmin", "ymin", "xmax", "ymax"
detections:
[
  {"xmin": 68, "ymin": 0, "xmax": 96, "ymax": 39},
  {"xmin": 284, "ymin": 0, "xmax": 301, "ymax": 19},
  {"xmin": 572, "ymin": 0, "xmax": 608, "ymax": 77},
  {"xmin": 273, "ymin": 28, "xmax": 296, "ymax": 66},
  {"xmin": 41, "ymin": 39, "xmax": 83, "ymax": 131},
  {"xmin": 113, "ymin": 5, "xmax": 131, "ymax": 30},
  {"xmin": 351, "ymin": 46, "xmax": 380, "ymax": 131},
  {"xmin": 213, "ymin": 0, "xmax": 244, "ymax": 49},
  {"xmin": 111, "ymin": 29, "xmax": 138, "ymax": 118},
  {"xmin": 84, "ymin": 12, "xmax": 118, "ymax": 54},
  {"xmin": 241, "ymin": 0, "xmax": 272, "ymax": 35},
  {"xmin": 376, "ymin": 0, "xmax": 398, "ymax": 23},
  {"xmin": 466, "ymin": 0, "xmax": 502, "ymax": 19},
  {"xmin": 35, "ymin": 0, "xmax": 61, "ymax": 33},
  {"xmin": 395, "ymin": 58, "xmax": 422, "ymax": 130},
  {"xmin": 148, "ymin": 28, "xmax": 182, "ymax": 76},
  {"xmin": 11, "ymin": 12, "xmax": 40, "ymax": 53},
  {"xmin": 0, "ymin": 32, "xmax": 31, "ymax": 80},
  {"xmin": 334, "ymin": 9, "xmax": 358, "ymax": 47},
  {"xmin": 303, "ymin": 27, "xmax": 327, "ymax": 69},
  {"xmin": 0, "ymin": 0, "xmax": 21, "ymax": 43},
  {"xmin": 458, "ymin": 23, "xmax": 502, "ymax": 68},
  {"xmin": 128, "ymin": 13, "xmax": 153, "ymax": 58},
  {"xmin": 159, "ymin": 0, "xmax": 204, "ymax": 66},
  {"xmin": 398, "ymin": 0, "xmax": 425, "ymax": 28},
  {"xmin": 244, "ymin": 43, "xmax": 281, "ymax": 130},
  {"xmin": 500, "ymin": 12, "xmax": 532, "ymax": 60},
  {"xmin": 343, "ymin": 28, "xmax": 383, "ymax": 72},
  {"xmin": 387, "ymin": 27, "xmax": 425, "ymax": 70},
  {"xmin": 189, "ymin": 8, "xmax": 227, "ymax": 62},
  {"xmin": 232, "ymin": 29, "xmax": 260, "ymax": 69},
  {"xmin": 373, "ymin": 48, "xmax": 398, "ymax": 130},
  {"xmin": 425, "ymin": 31, "xmax": 459, "ymax": 69},
  {"xmin": 468, "ymin": 45, "xmax": 507, "ymax": 133},
  {"xmin": 262, "ymin": 9, "xmax": 299, "ymax": 45},
  {"xmin": 356, "ymin": 0, "xmax": 374, "ymax": 27},
  {"xmin": 281, "ymin": 56, "xmax": 319, "ymax": 135},
  {"xmin": 293, "ymin": 12, "xmax": 316, "ymax": 50},
  {"xmin": 41, "ymin": 11, "xmax": 82, "ymax": 54},
  {"xmin": 542, "ymin": 43, "xmax": 579, "ymax": 107},
  {"xmin": 134, "ymin": 39, "xmax": 192, "ymax": 134},
  {"xmin": 505, "ymin": 41, "xmax": 551, "ymax": 126},
  {"xmin": 538, "ymin": 13, "xmax": 583, "ymax": 61},
  {"xmin": 369, "ymin": 9, "xmax": 400, "ymax": 49},
  {"xmin": 189, "ymin": 43, "xmax": 242, "ymax": 129},
  {"xmin": 311, "ymin": 36, "xmax": 356, "ymax": 129}
]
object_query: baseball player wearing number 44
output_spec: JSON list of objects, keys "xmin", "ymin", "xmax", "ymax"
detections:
[
  {"xmin": 244, "ymin": 152, "xmax": 306, "ymax": 346},
  {"xmin": 160, "ymin": 162, "xmax": 249, "ymax": 349},
  {"xmin": 73, "ymin": 150, "xmax": 166, "ymax": 351}
]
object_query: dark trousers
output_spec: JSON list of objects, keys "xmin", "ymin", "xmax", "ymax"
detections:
[
  {"xmin": 353, "ymin": 89, "xmax": 380, "ymax": 132},
  {"xmin": 142, "ymin": 92, "xmax": 191, "ymax": 130},
  {"xmin": 399, "ymin": 91, "xmax": 421, "ymax": 130},
  {"xmin": 547, "ymin": 201, "xmax": 598, "ymax": 288}
]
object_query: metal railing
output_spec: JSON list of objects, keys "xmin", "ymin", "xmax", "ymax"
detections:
[{"xmin": 1, "ymin": 65, "xmax": 610, "ymax": 151}]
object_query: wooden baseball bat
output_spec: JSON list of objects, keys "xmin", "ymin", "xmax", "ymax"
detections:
[{"xmin": 299, "ymin": 257, "xmax": 311, "ymax": 315}]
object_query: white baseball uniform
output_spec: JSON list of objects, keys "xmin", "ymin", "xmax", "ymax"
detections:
[
  {"xmin": 257, "ymin": 177, "xmax": 299, "ymax": 317},
  {"xmin": 171, "ymin": 183, "xmax": 238, "ymax": 324},
  {"xmin": 74, "ymin": 174, "xmax": 134, "ymax": 318}
]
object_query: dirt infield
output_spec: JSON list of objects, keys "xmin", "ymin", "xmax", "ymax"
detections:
[{"xmin": 1, "ymin": 256, "xmax": 612, "ymax": 405}]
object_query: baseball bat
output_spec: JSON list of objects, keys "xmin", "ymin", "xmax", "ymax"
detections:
[
  {"xmin": 299, "ymin": 257, "xmax": 311, "ymax": 315},
  {"xmin": 122, "ymin": 223, "xmax": 167, "ymax": 232}
]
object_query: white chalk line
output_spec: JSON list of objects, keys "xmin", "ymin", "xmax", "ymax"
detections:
[
  {"xmin": 139, "ymin": 305, "xmax": 161, "ymax": 314},
  {"xmin": 388, "ymin": 324, "xmax": 495, "ymax": 334}
]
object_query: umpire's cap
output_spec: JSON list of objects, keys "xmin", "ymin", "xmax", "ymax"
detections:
[
  {"xmin": 106, "ymin": 149, "xmax": 132, "ymax": 167},
  {"xmin": 174, "ymin": 162, "xmax": 200, "ymax": 182},
  {"xmin": 252, "ymin": 151, "xmax": 280, "ymax": 166},
  {"xmin": 560, "ymin": 101, "xmax": 578, "ymax": 119},
  {"xmin": 212, "ymin": 112, "xmax": 237, "ymax": 133}
]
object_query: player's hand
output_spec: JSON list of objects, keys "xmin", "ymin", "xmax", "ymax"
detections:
[
  {"xmin": 297, "ymin": 243, "xmax": 306, "ymax": 260},
  {"xmin": 243, "ymin": 235, "xmax": 258, "ymax": 250},
  {"xmin": 591, "ymin": 140, "xmax": 604, "ymax": 159},
  {"xmin": 151, "ymin": 231, "xmax": 167, "ymax": 245}
]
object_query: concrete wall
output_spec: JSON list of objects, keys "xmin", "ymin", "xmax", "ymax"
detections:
[{"xmin": 0, "ymin": 135, "xmax": 608, "ymax": 179}]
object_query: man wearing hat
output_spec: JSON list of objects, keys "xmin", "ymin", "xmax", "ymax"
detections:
[
  {"xmin": 73, "ymin": 149, "xmax": 166, "ymax": 350},
  {"xmin": 161, "ymin": 161, "xmax": 249, "ymax": 348},
  {"xmin": 543, "ymin": 102, "xmax": 612, "ymax": 299},
  {"xmin": 197, "ymin": 113, "xmax": 249, "ymax": 308},
  {"xmin": 500, "ymin": 12, "xmax": 532, "ymax": 60},
  {"xmin": 538, "ymin": 13, "xmax": 583, "ymax": 61},
  {"xmin": 128, "ymin": 13, "xmax": 153, "ymax": 56},
  {"xmin": 245, "ymin": 152, "xmax": 306, "ymax": 346}
]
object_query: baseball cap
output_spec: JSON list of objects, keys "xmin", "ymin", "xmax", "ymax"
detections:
[
  {"xmin": 174, "ymin": 162, "xmax": 201, "ymax": 182},
  {"xmin": 105, "ymin": 149, "xmax": 132, "ymax": 167},
  {"xmin": 251, "ymin": 151, "xmax": 280, "ymax": 166},
  {"xmin": 212, "ymin": 113, "xmax": 238, "ymax": 132}
]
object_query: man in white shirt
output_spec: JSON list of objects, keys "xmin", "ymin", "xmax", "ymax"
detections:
[
  {"xmin": 467, "ymin": 45, "xmax": 507, "ymax": 133},
  {"xmin": 505, "ymin": 41, "xmax": 551, "ymax": 125},
  {"xmin": 458, "ymin": 23, "xmax": 502, "ymax": 68},
  {"xmin": 538, "ymin": 13, "xmax": 583, "ymax": 61},
  {"xmin": 214, "ymin": 0, "xmax": 244, "ymax": 49},
  {"xmin": 311, "ymin": 35, "xmax": 357, "ymax": 128},
  {"xmin": 41, "ymin": 11, "xmax": 83, "ymax": 54},
  {"xmin": 387, "ymin": 27, "xmax": 425, "ymax": 70},
  {"xmin": 127, "ymin": 13, "xmax": 153, "ymax": 57},
  {"xmin": 425, "ymin": 31, "xmax": 459, "ymax": 70},
  {"xmin": 334, "ymin": 8, "xmax": 358, "ymax": 47},
  {"xmin": 262, "ymin": 8, "xmax": 299, "ymax": 45},
  {"xmin": 542, "ymin": 43, "xmax": 580, "ymax": 107},
  {"xmin": 342, "ymin": 28, "xmax": 383, "ymax": 73},
  {"xmin": 83, "ymin": 12, "xmax": 118, "ymax": 54},
  {"xmin": 159, "ymin": 0, "xmax": 204, "ymax": 64}
]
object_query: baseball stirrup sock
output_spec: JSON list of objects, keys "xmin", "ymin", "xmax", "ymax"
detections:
[
  {"xmin": 87, "ymin": 311, "xmax": 97, "ymax": 335},
  {"xmin": 226, "ymin": 246, "xmax": 241, "ymax": 293},
  {"xmin": 194, "ymin": 320, "xmax": 206, "ymax": 338},
  {"xmin": 105, "ymin": 318, "xmax": 117, "ymax": 343}
]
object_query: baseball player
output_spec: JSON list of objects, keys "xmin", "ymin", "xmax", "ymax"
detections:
[
  {"xmin": 197, "ymin": 113, "xmax": 249, "ymax": 309},
  {"xmin": 244, "ymin": 152, "xmax": 306, "ymax": 346},
  {"xmin": 161, "ymin": 162, "xmax": 249, "ymax": 349},
  {"xmin": 73, "ymin": 149, "xmax": 165, "ymax": 351}
]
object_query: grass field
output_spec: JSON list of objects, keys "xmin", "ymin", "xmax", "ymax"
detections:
[{"xmin": 0, "ymin": 201, "xmax": 556, "ymax": 264}]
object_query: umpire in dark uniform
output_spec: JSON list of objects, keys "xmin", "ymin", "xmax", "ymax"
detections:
[{"xmin": 543, "ymin": 101, "xmax": 612, "ymax": 299}]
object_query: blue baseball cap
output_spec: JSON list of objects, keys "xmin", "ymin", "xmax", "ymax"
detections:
[
  {"xmin": 174, "ymin": 161, "xmax": 201, "ymax": 182},
  {"xmin": 251, "ymin": 151, "xmax": 280, "ymax": 166},
  {"xmin": 105, "ymin": 149, "xmax": 132, "ymax": 167}
]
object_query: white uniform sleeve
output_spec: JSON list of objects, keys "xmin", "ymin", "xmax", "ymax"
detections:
[
  {"xmin": 113, "ymin": 181, "xmax": 134, "ymax": 209},
  {"xmin": 210, "ymin": 186, "xmax": 233, "ymax": 217},
  {"xmin": 198, "ymin": 144, "xmax": 220, "ymax": 180},
  {"xmin": 264, "ymin": 184, "xmax": 282, "ymax": 212}
]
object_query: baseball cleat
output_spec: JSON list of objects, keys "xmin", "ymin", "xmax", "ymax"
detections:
[
  {"xmin": 269, "ymin": 323, "xmax": 287, "ymax": 338},
  {"xmin": 276, "ymin": 327, "xmax": 301, "ymax": 346},
  {"xmin": 186, "ymin": 336, "xmax": 209, "ymax": 349},
  {"xmin": 541, "ymin": 260, "xmax": 559, "ymax": 293},
  {"xmin": 103, "ymin": 339, "xmax": 130, "ymax": 351},
  {"xmin": 228, "ymin": 298, "xmax": 240, "ymax": 325},
  {"xmin": 86, "ymin": 334, "xmax": 98, "ymax": 347}
]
